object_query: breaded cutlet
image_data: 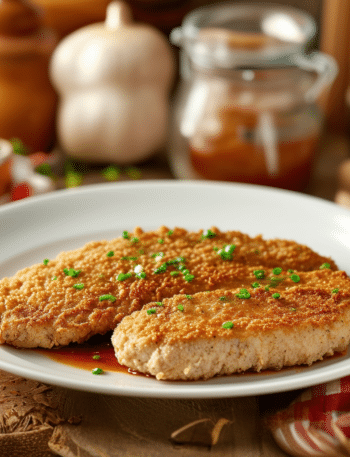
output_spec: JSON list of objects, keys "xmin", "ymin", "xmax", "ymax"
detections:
[
  {"xmin": 112, "ymin": 274, "xmax": 350, "ymax": 380},
  {"xmin": 0, "ymin": 226, "xmax": 338, "ymax": 348}
]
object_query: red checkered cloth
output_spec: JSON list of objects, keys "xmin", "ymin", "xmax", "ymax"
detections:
[{"xmin": 268, "ymin": 376, "xmax": 350, "ymax": 456}]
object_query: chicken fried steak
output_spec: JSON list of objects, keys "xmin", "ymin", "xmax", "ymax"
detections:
[
  {"xmin": 112, "ymin": 274, "xmax": 350, "ymax": 380},
  {"xmin": 0, "ymin": 226, "xmax": 338, "ymax": 349}
]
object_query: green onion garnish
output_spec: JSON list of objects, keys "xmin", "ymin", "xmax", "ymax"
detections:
[
  {"xmin": 332, "ymin": 288, "xmax": 339, "ymax": 294},
  {"xmin": 320, "ymin": 263, "xmax": 331, "ymax": 270},
  {"xmin": 147, "ymin": 308, "xmax": 157, "ymax": 315},
  {"xmin": 273, "ymin": 267, "xmax": 282, "ymax": 275},
  {"xmin": 184, "ymin": 274, "xmax": 195, "ymax": 282},
  {"xmin": 272, "ymin": 293, "xmax": 281, "ymax": 299},
  {"xmin": 290, "ymin": 274, "xmax": 300, "ymax": 283},
  {"xmin": 43, "ymin": 258, "xmax": 49, "ymax": 265},
  {"xmin": 222, "ymin": 321, "xmax": 234, "ymax": 329},
  {"xmin": 218, "ymin": 244, "xmax": 236, "ymax": 261},
  {"xmin": 154, "ymin": 264, "xmax": 167, "ymax": 274},
  {"xmin": 236, "ymin": 289, "xmax": 251, "ymax": 299},
  {"xmin": 177, "ymin": 304, "xmax": 184, "ymax": 311},
  {"xmin": 254, "ymin": 270, "xmax": 265, "ymax": 279},
  {"xmin": 73, "ymin": 283, "xmax": 84, "ymax": 290},
  {"xmin": 92, "ymin": 368, "xmax": 104, "ymax": 375},
  {"xmin": 117, "ymin": 273, "xmax": 132, "ymax": 281},
  {"xmin": 201, "ymin": 229, "xmax": 216, "ymax": 239},
  {"xmin": 106, "ymin": 251, "xmax": 114, "ymax": 257},
  {"xmin": 63, "ymin": 268, "xmax": 81, "ymax": 278},
  {"xmin": 99, "ymin": 294, "xmax": 116, "ymax": 302}
]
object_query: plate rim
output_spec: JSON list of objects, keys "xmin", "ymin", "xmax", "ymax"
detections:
[{"xmin": 1, "ymin": 179, "xmax": 350, "ymax": 398}]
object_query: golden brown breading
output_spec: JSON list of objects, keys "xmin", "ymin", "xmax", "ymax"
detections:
[
  {"xmin": 112, "ymin": 272, "xmax": 350, "ymax": 380},
  {"xmin": 0, "ymin": 226, "xmax": 338, "ymax": 348}
]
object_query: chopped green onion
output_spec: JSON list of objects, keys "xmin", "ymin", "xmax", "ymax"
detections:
[
  {"xmin": 63, "ymin": 268, "xmax": 81, "ymax": 278},
  {"xmin": 92, "ymin": 354, "xmax": 100, "ymax": 360},
  {"xmin": 122, "ymin": 231, "xmax": 130, "ymax": 239},
  {"xmin": 92, "ymin": 368, "xmax": 104, "ymax": 375},
  {"xmin": 222, "ymin": 321, "xmax": 234, "ymax": 329},
  {"xmin": 184, "ymin": 274, "xmax": 195, "ymax": 282},
  {"xmin": 106, "ymin": 251, "xmax": 114, "ymax": 257},
  {"xmin": 273, "ymin": 267, "xmax": 282, "ymax": 275},
  {"xmin": 147, "ymin": 308, "xmax": 157, "ymax": 315},
  {"xmin": 73, "ymin": 283, "xmax": 84, "ymax": 290},
  {"xmin": 254, "ymin": 270, "xmax": 265, "ymax": 279},
  {"xmin": 185, "ymin": 295, "xmax": 193, "ymax": 299},
  {"xmin": 290, "ymin": 274, "xmax": 300, "ymax": 283},
  {"xmin": 332, "ymin": 288, "xmax": 339, "ymax": 294},
  {"xmin": 131, "ymin": 237, "xmax": 139, "ymax": 243},
  {"xmin": 201, "ymin": 229, "xmax": 216, "ymax": 239},
  {"xmin": 51, "ymin": 276, "xmax": 57, "ymax": 281},
  {"xmin": 236, "ymin": 289, "xmax": 251, "ymax": 299},
  {"xmin": 272, "ymin": 293, "xmax": 281, "ymax": 299},
  {"xmin": 167, "ymin": 230, "xmax": 174, "ymax": 236},
  {"xmin": 218, "ymin": 244, "xmax": 236, "ymax": 261},
  {"xmin": 156, "ymin": 302, "xmax": 163, "ymax": 306},
  {"xmin": 170, "ymin": 271, "xmax": 179, "ymax": 277},
  {"xmin": 99, "ymin": 294, "xmax": 116, "ymax": 302},
  {"xmin": 154, "ymin": 264, "xmax": 167, "ymax": 274},
  {"xmin": 265, "ymin": 286, "xmax": 270, "ymax": 291},
  {"xmin": 158, "ymin": 239, "xmax": 164, "ymax": 244},
  {"xmin": 135, "ymin": 271, "xmax": 147, "ymax": 279},
  {"xmin": 288, "ymin": 269, "xmax": 294, "ymax": 274},
  {"xmin": 219, "ymin": 296, "xmax": 226, "ymax": 301},
  {"xmin": 290, "ymin": 307, "xmax": 297, "ymax": 312},
  {"xmin": 117, "ymin": 273, "xmax": 132, "ymax": 281},
  {"xmin": 43, "ymin": 258, "xmax": 49, "ymax": 265},
  {"xmin": 251, "ymin": 282, "xmax": 260, "ymax": 288},
  {"xmin": 177, "ymin": 304, "xmax": 184, "ymax": 312},
  {"xmin": 320, "ymin": 263, "xmax": 331, "ymax": 270}
]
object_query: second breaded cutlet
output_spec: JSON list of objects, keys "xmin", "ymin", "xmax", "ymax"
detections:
[
  {"xmin": 112, "ymin": 276, "xmax": 350, "ymax": 380},
  {"xmin": 0, "ymin": 226, "xmax": 338, "ymax": 348}
]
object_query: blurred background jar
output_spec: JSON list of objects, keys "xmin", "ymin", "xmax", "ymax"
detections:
[{"xmin": 169, "ymin": 2, "xmax": 338, "ymax": 191}]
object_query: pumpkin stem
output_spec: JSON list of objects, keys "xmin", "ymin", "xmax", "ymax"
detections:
[{"xmin": 105, "ymin": 1, "xmax": 132, "ymax": 30}]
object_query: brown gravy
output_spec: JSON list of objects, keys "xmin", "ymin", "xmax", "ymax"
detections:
[{"xmin": 34, "ymin": 333, "xmax": 144, "ymax": 376}]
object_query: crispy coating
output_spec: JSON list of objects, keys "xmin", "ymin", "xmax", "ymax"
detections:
[
  {"xmin": 112, "ymin": 272, "xmax": 350, "ymax": 380},
  {"xmin": 0, "ymin": 226, "xmax": 338, "ymax": 348}
]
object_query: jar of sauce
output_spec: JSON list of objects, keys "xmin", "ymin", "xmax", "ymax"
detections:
[{"xmin": 169, "ymin": 3, "xmax": 338, "ymax": 191}]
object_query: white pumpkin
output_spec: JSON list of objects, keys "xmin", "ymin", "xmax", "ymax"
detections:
[{"xmin": 49, "ymin": 1, "xmax": 175, "ymax": 164}]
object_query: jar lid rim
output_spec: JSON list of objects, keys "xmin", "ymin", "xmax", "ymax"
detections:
[{"xmin": 171, "ymin": 2, "xmax": 317, "ymax": 68}]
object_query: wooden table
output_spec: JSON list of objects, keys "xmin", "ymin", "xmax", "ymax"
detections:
[{"xmin": 1, "ymin": 131, "xmax": 349, "ymax": 457}]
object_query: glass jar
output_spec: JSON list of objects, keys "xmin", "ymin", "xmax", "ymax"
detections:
[{"xmin": 168, "ymin": 3, "xmax": 338, "ymax": 191}]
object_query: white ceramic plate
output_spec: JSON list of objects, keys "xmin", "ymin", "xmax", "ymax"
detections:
[{"xmin": 1, "ymin": 180, "xmax": 350, "ymax": 398}]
